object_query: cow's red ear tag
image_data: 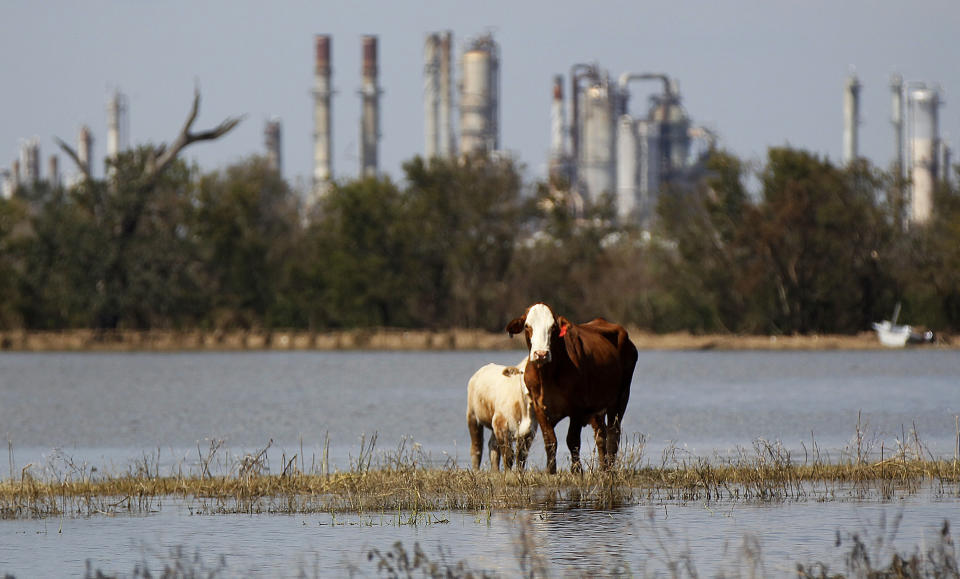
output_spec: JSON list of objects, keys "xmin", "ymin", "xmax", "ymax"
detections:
[{"xmin": 559, "ymin": 324, "xmax": 568, "ymax": 338}]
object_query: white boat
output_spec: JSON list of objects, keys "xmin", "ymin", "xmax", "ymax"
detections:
[
  {"xmin": 871, "ymin": 319, "xmax": 912, "ymax": 347},
  {"xmin": 871, "ymin": 303, "xmax": 933, "ymax": 347}
]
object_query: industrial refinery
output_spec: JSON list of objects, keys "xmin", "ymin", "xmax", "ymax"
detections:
[
  {"xmin": 844, "ymin": 72, "xmax": 952, "ymax": 225},
  {"xmin": 1, "ymin": 30, "xmax": 954, "ymax": 228},
  {"xmin": 547, "ymin": 65, "xmax": 714, "ymax": 224}
]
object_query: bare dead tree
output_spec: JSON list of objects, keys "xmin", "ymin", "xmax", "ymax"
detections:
[
  {"xmin": 52, "ymin": 88, "xmax": 243, "ymax": 330},
  {"xmin": 55, "ymin": 87, "xmax": 242, "ymax": 187}
]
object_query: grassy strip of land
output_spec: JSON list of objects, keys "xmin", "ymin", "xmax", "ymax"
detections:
[
  {"xmin": 0, "ymin": 328, "xmax": 953, "ymax": 351},
  {"xmin": 3, "ymin": 452, "xmax": 959, "ymax": 519}
]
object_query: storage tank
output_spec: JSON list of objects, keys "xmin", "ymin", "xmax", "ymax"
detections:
[
  {"xmin": 908, "ymin": 86, "xmax": 940, "ymax": 224},
  {"xmin": 580, "ymin": 81, "xmax": 616, "ymax": 202},
  {"xmin": 459, "ymin": 34, "xmax": 499, "ymax": 156}
]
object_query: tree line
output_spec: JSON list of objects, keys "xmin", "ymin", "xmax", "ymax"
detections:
[{"xmin": 1, "ymin": 146, "xmax": 958, "ymax": 335}]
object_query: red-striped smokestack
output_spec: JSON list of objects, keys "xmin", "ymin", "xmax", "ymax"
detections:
[
  {"xmin": 315, "ymin": 35, "xmax": 330, "ymax": 74},
  {"xmin": 363, "ymin": 36, "xmax": 377, "ymax": 79}
]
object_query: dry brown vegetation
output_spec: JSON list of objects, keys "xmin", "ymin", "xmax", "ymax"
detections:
[
  {"xmin": 0, "ymin": 328, "xmax": 952, "ymax": 352},
  {"xmin": 3, "ymin": 434, "xmax": 958, "ymax": 521}
]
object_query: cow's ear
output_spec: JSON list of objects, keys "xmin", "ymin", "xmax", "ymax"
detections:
[
  {"xmin": 505, "ymin": 317, "xmax": 525, "ymax": 337},
  {"xmin": 558, "ymin": 317, "xmax": 572, "ymax": 338}
]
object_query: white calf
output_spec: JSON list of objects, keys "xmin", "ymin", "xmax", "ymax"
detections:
[{"xmin": 466, "ymin": 359, "xmax": 537, "ymax": 471}]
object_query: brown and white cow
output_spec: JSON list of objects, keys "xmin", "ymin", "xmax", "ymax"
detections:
[
  {"xmin": 506, "ymin": 302, "xmax": 638, "ymax": 474},
  {"xmin": 466, "ymin": 359, "xmax": 537, "ymax": 471}
]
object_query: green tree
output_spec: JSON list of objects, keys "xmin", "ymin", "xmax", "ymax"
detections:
[
  {"xmin": 304, "ymin": 176, "xmax": 411, "ymax": 328},
  {"xmin": 654, "ymin": 150, "xmax": 750, "ymax": 332},
  {"xmin": 739, "ymin": 150, "xmax": 891, "ymax": 334},
  {"xmin": 403, "ymin": 156, "xmax": 525, "ymax": 329},
  {"xmin": 195, "ymin": 157, "xmax": 300, "ymax": 329}
]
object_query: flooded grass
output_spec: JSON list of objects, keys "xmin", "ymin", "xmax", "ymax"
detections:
[{"xmin": 3, "ymin": 430, "xmax": 959, "ymax": 520}]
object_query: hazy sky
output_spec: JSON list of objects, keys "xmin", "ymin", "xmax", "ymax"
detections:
[{"xmin": 3, "ymin": 0, "xmax": 957, "ymax": 189}]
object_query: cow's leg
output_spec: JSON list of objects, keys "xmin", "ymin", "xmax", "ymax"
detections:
[
  {"xmin": 606, "ymin": 412, "xmax": 623, "ymax": 467},
  {"xmin": 566, "ymin": 419, "xmax": 584, "ymax": 474},
  {"xmin": 535, "ymin": 413, "xmax": 559, "ymax": 474},
  {"xmin": 468, "ymin": 417, "xmax": 484, "ymax": 470},
  {"xmin": 487, "ymin": 433, "xmax": 501, "ymax": 471},
  {"xmin": 493, "ymin": 414, "xmax": 514, "ymax": 470},
  {"xmin": 589, "ymin": 414, "xmax": 608, "ymax": 468}
]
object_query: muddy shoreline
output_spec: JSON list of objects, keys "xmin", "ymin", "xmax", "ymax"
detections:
[{"xmin": 0, "ymin": 328, "xmax": 951, "ymax": 352}]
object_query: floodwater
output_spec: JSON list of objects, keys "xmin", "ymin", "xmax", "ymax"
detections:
[{"xmin": 1, "ymin": 350, "xmax": 960, "ymax": 576}]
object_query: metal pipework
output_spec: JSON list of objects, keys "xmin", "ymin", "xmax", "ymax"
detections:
[
  {"xmin": 359, "ymin": 35, "xmax": 381, "ymax": 177},
  {"xmin": 617, "ymin": 72, "xmax": 675, "ymax": 178},
  {"xmin": 616, "ymin": 73, "xmax": 672, "ymax": 116},
  {"xmin": 569, "ymin": 63, "xmax": 600, "ymax": 169},
  {"xmin": 313, "ymin": 34, "xmax": 333, "ymax": 194}
]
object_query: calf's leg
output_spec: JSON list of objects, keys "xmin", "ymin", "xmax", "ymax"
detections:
[
  {"xmin": 487, "ymin": 435, "xmax": 501, "ymax": 471},
  {"xmin": 492, "ymin": 414, "xmax": 514, "ymax": 470},
  {"xmin": 468, "ymin": 417, "xmax": 484, "ymax": 470}
]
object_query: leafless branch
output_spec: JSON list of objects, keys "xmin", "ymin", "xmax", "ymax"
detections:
[
  {"xmin": 147, "ymin": 87, "xmax": 244, "ymax": 182},
  {"xmin": 54, "ymin": 136, "xmax": 91, "ymax": 182}
]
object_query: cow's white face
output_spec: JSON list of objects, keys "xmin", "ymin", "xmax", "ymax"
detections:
[{"xmin": 525, "ymin": 303, "xmax": 555, "ymax": 366}]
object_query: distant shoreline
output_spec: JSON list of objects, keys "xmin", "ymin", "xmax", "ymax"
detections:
[{"xmin": 0, "ymin": 328, "xmax": 951, "ymax": 352}]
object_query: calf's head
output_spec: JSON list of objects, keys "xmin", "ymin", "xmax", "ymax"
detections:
[{"xmin": 506, "ymin": 303, "xmax": 571, "ymax": 368}]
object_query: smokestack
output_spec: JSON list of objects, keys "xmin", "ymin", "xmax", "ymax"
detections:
[
  {"xmin": 264, "ymin": 119, "xmax": 282, "ymax": 175},
  {"xmin": 550, "ymin": 75, "xmax": 565, "ymax": 160},
  {"xmin": 313, "ymin": 34, "xmax": 333, "ymax": 197},
  {"xmin": 20, "ymin": 139, "xmax": 40, "ymax": 186},
  {"xmin": 891, "ymin": 74, "xmax": 905, "ymax": 178},
  {"xmin": 424, "ymin": 33, "xmax": 439, "ymax": 159},
  {"xmin": 359, "ymin": 35, "xmax": 381, "ymax": 177},
  {"xmin": 48, "ymin": 155, "xmax": 59, "ymax": 188},
  {"xmin": 438, "ymin": 31, "xmax": 453, "ymax": 158},
  {"xmin": 78, "ymin": 125, "xmax": 93, "ymax": 179},
  {"xmin": 842, "ymin": 74, "xmax": 861, "ymax": 164}
]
